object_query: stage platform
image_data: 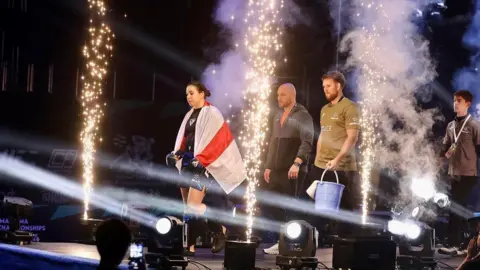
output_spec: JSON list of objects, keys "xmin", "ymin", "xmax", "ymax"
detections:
[{"xmin": 0, "ymin": 242, "xmax": 464, "ymax": 269}]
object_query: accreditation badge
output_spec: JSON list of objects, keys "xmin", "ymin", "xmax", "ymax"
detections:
[{"xmin": 444, "ymin": 143, "xmax": 457, "ymax": 159}]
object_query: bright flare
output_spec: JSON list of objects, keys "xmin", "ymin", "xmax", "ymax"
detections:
[
  {"xmin": 410, "ymin": 177, "xmax": 436, "ymax": 201},
  {"xmin": 242, "ymin": 0, "xmax": 284, "ymax": 241},
  {"xmin": 355, "ymin": 3, "xmax": 387, "ymax": 224},
  {"xmin": 81, "ymin": 0, "xmax": 114, "ymax": 219}
]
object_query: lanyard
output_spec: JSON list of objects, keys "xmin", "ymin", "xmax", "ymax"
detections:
[{"xmin": 453, "ymin": 114, "xmax": 471, "ymax": 143}]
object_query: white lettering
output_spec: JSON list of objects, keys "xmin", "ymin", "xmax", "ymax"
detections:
[{"xmin": 20, "ymin": 225, "xmax": 46, "ymax": 232}]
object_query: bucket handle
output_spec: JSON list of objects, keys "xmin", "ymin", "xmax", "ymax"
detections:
[{"xmin": 320, "ymin": 169, "xmax": 339, "ymax": 184}]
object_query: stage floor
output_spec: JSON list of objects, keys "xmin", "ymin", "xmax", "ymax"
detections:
[{"xmin": 8, "ymin": 242, "xmax": 465, "ymax": 269}]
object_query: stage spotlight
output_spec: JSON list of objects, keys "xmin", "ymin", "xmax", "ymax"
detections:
[
  {"xmin": 276, "ymin": 220, "xmax": 318, "ymax": 269},
  {"xmin": 145, "ymin": 216, "xmax": 188, "ymax": 269},
  {"xmin": 0, "ymin": 196, "xmax": 34, "ymax": 244},
  {"xmin": 433, "ymin": 192, "xmax": 450, "ymax": 208},
  {"xmin": 285, "ymin": 221, "xmax": 302, "ymax": 239},
  {"xmin": 387, "ymin": 219, "xmax": 423, "ymax": 240},
  {"xmin": 388, "ymin": 219, "xmax": 437, "ymax": 268},
  {"xmin": 397, "ymin": 222, "xmax": 437, "ymax": 269},
  {"xmin": 409, "ymin": 205, "xmax": 429, "ymax": 221},
  {"xmin": 155, "ymin": 217, "xmax": 172, "ymax": 235},
  {"xmin": 388, "ymin": 220, "xmax": 406, "ymax": 236},
  {"xmin": 411, "ymin": 206, "xmax": 420, "ymax": 218},
  {"xmin": 410, "ymin": 178, "xmax": 436, "ymax": 201},
  {"xmin": 279, "ymin": 220, "xmax": 316, "ymax": 257},
  {"xmin": 405, "ymin": 222, "xmax": 422, "ymax": 240}
]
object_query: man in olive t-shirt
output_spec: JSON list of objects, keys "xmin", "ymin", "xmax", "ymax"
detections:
[
  {"xmin": 310, "ymin": 71, "xmax": 360, "ymax": 237},
  {"xmin": 315, "ymin": 97, "xmax": 360, "ymax": 171}
]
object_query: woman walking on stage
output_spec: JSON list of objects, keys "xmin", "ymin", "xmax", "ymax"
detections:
[{"xmin": 166, "ymin": 81, "xmax": 246, "ymax": 256}]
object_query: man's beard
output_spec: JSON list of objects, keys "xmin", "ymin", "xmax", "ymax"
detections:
[{"xmin": 326, "ymin": 92, "xmax": 339, "ymax": 102}]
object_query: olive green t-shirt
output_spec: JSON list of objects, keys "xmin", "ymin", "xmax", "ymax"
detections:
[{"xmin": 314, "ymin": 97, "xmax": 360, "ymax": 171}]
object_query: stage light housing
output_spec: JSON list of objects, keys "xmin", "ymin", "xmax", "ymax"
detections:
[
  {"xmin": 433, "ymin": 192, "xmax": 450, "ymax": 208},
  {"xmin": 409, "ymin": 204, "xmax": 430, "ymax": 221},
  {"xmin": 397, "ymin": 223, "xmax": 436, "ymax": 269},
  {"xmin": 277, "ymin": 220, "xmax": 319, "ymax": 269},
  {"xmin": 0, "ymin": 196, "xmax": 34, "ymax": 244},
  {"xmin": 148, "ymin": 216, "xmax": 185, "ymax": 253},
  {"xmin": 278, "ymin": 220, "xmax": 317, "ymax": 257},
  {"xmin": 411, "ymin": 207, "xmax": 422, "ymax": 219},
  {"xmin": 144, "ymin": 216, "xmax": 187, "ymax": 269}
]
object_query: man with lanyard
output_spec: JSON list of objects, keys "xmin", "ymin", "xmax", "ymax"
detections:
[
  {"xmin": 311, "ymin": 71, "xmax": 360, "ymax": 237},
  {"xmin": 440, "ymin": 90, "xmax": 480, "ymax": 256}
]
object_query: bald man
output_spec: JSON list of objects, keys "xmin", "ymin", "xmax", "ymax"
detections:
[{"xmin": 263, "ymin": 83, "xmax": 314, "ymax": 255}]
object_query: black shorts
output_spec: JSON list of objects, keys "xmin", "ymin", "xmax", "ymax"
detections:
[{"xmin": 179, "ymin": 166, "xmax": 214, "ymax": 192}]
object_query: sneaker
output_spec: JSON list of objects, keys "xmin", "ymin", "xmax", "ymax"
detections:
[
  {"xmin": 263, "ymin": 243, "xmax": 279, "ymax": 255},
  {"xmin": 211, "ymin": 232, "xmax": 226, "ymax": 253},
  {"xmin": 438, "ymin": 246, "xmax": 467, "ymax": 256},
  {"xmin": 457, "ymin": 249, "xmax": 467, "ymax": 256}
]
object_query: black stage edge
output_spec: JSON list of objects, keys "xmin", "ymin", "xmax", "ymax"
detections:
[
  {"xmin": 0, "ymin": 242, "xmax": 466, "ymax": 269},
  {"xmin": 145, "ymin": 253, "xmax": 188, "ymax": 270},
  {"xmin": 275, "ymin": 256, "xmax": 319, "ymax": 270},
  {"xmin": 396, "ymin": 255, "xmax": 437, "ymax": 270}
]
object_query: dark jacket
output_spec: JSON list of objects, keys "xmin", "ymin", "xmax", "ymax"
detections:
[{"xmin": 265, "ymin": 103, "xmax": 314, "ymax": 171}]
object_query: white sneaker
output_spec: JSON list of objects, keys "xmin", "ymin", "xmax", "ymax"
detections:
[
  {"xmin": 457, "ymin": 249, "xmax": 467, "ymax": 256},
  {"xmin": 438, "ymin": 246, "xmax": 467, "ymax": 256},
  {"xmin": 263, "ymin": 243, "xmax": 279, "ymax": 255}
]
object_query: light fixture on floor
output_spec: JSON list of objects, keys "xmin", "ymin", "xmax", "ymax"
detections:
[
  {"xmin": 144, "ymin": 216, "xmax": 188, "ymax": 270},
  {"xmin": 275, "ymin": 220, "xmax": 319, "ymax": 269},
  {"xmin": 389, "ymin": 220, "xmax": 437, "ymax": 270},
  {"xmin": 0, "ymin": 195, "xmax": 34, "ymax": 245}
]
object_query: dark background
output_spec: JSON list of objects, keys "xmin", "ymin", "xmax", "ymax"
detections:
[{"xmin": 0, "ymin": 0, "xmax": 477, "ymax": 241}]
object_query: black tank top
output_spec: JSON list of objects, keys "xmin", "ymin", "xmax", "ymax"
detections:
[{"xmin": 184, "ymin": 108, "xmax": 202, "ymax": 153}]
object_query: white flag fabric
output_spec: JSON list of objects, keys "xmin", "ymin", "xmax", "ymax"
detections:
[{"xmin": 174, "ymin": 102, "xmax": 246, "ymax": 194}]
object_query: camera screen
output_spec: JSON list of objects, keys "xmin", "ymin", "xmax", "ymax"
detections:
[{"xmin": 129, "ymin": 243, "xmax": 143, "ymax": 258}]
